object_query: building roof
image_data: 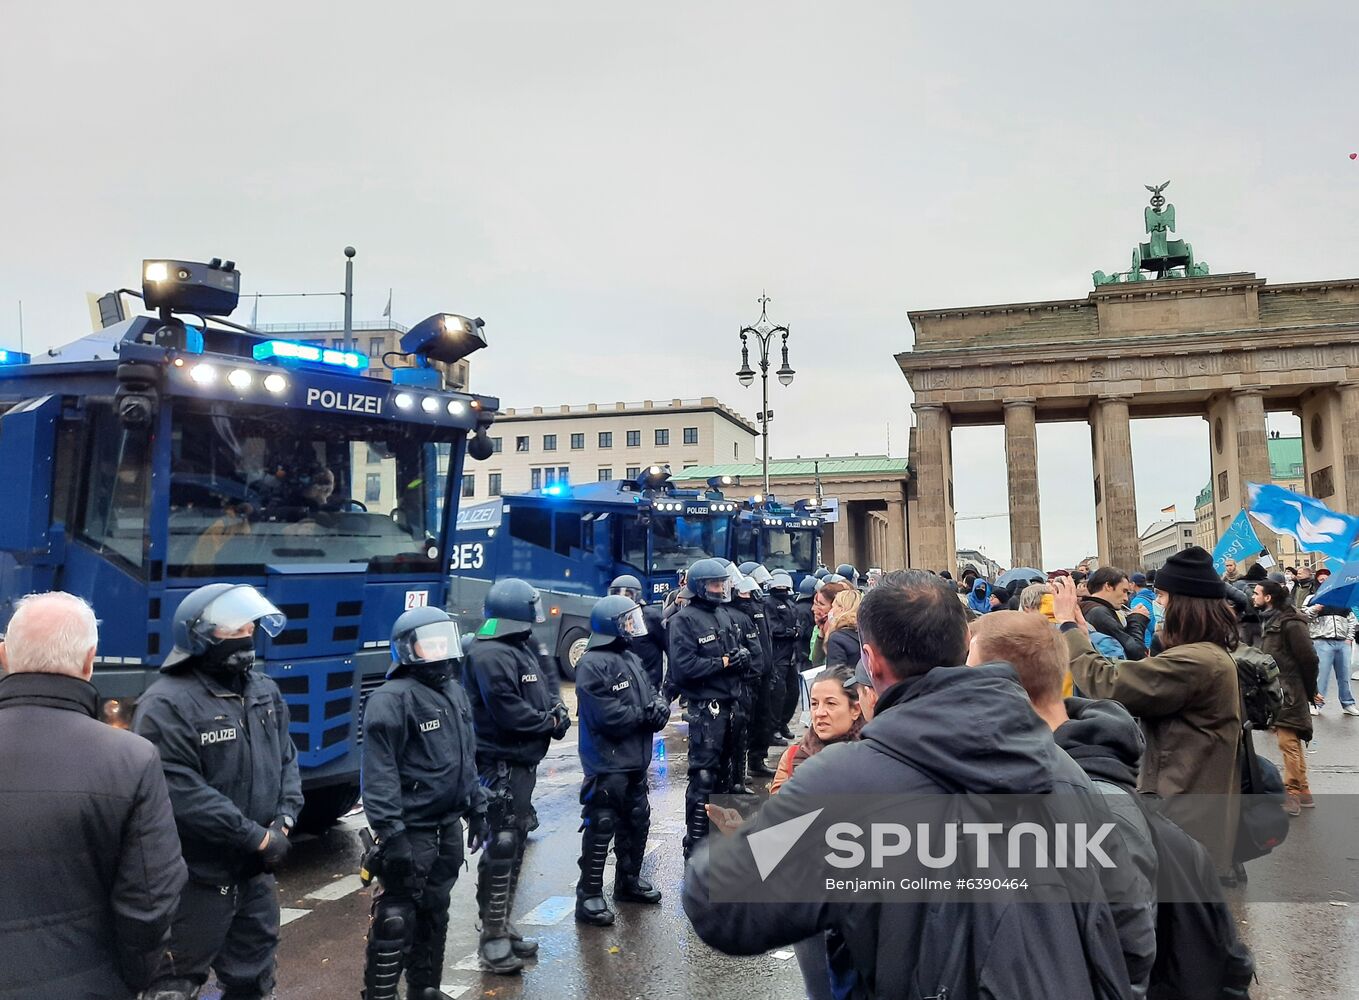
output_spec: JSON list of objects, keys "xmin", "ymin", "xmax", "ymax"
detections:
[
  {"xmin": 672, "ymin": 455, "xmax": 910, "ymax": 479},
  {"xmin": 1195, "ymin": 484, "xmax": 1213, "ymax": 509},
  {"xmin": 493, "ymin": 397, "xmax": 758, "ymax": 436},
  {"xmin": 1140, "ymin": 518, "xmax": 1195, "ymax": 541}
]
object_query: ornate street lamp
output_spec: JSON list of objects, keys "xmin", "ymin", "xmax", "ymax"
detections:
[{"xmin": 736, "ymin": 292, "xmax": 793, "ymax": 496}]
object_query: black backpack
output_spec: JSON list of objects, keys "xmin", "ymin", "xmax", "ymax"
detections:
[
  {"xmin": 1234, "ymin": 723, "xmax": 1289, "ymax": 864},
  {"xmin": 1135, "ymin": 794, "xmax": 1255, "ymax": 999},
  {"xmin": 1232, "ymin": 646, "xmax": 1283, "ymax": 730}
]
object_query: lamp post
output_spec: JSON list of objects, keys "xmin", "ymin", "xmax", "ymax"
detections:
[{"xmin": 736, "ymin": 292, "xmax": 795, "ymax": 497}]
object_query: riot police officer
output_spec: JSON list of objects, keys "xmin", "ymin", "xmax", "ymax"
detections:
[
  {"xmin": 607, "ymin": 574, "xmax": 665, "ymax": 692},
  {"xmin": 462, "ymin": 579, "xmax": 569, "ymax": 975},
  {"xmin": 835, "ymin": 563, "xmax": 860, "ymax": 588},
  {"xmin": 135, "ymin": 584, "xmax": 303, "ymax": 1000},
  {"xmin": 779, "ymin": 576, "xmax": 819, "ymax": 737},
  {"xmin": 360, "ymin": 608, "xmax": 487, "ymax": 1000},
  {"xmin": 728, "ymin": 572, "xmax": 771, "ymax": 786},
  {"xmin": 762, "ymin": 571, "xmax": 798, "ymax": 747},
  {"xmin": 574, "ymin": 595, "xmax": 669, "ymax": 926},
  {"xmin": 666, "ymin": 558, "xmax": 748, "ymax": 855}
]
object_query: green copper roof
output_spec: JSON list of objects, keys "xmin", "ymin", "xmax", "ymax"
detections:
[
  {"xmin": 1195, "ymin": 436, "xmax": 1303, "ymax": 509},
  {"xmin": 673, "ymin": 455, "xmax": 909, "ymax": 479}
]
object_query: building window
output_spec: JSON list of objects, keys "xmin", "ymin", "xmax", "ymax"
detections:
[
  {"xmin": 369, "ymin": 337, "xmax": 384, "ymax": 357},
  {"xmin": 683, "ymin": 427, "xmax": 698, "ymax": 445},
  {"xmin": 531, "ymin": 468, "xmax": 542, "ymax": 490},
  {"xmin": 543, "ymin": 434, "xmax": 557, "ymax": 451},
  {"xmin": 462, "ymin": 475, "xmax": 475, "ymax": 498},
  {"xmin": 490, "ymin": 436, "xmax": 503, "ymax": 454},
  {"xmin": 516, "ymin": 436, "xmax": 530, "ymax": 453},
  {"xmin": 655, "ymin": 428, "xmax": 669, "ymax": 446},
  {"xmin": 598, "ymin": 467, "xmax": 612, "ymax": 481},
  {"xmin": 626, "ymin": 430, "xmax": 641, "ymax": 448},
  {"xmin": 366, "ymin": 444, "xmax": 384, "ymax": 463},
  {"xmin": 365, "ymin": 473, "xmax": 382, "ymax": 503},
  {"xmin": 559, "ymin": 466, "xmax": 570, "ymax": 482},
  {"xmin": 570, "ymin": 433, "xmax": 585, "ymax": 450},
  {"xmin": 599, "ymin": 431, "xmax": 613, "ymax": 449},
  {"xmin": 488, "ymin": 473, "xmax": 502, "ymax": 496},
  {"xmin": 626, "ymin": 466, "xmax": 641, "ymax": 480},
  {"xmin": 734, "ymin": 442, "xmax": 739, "ymax": 458},
  {"xmin": 544, "ymin": 468, "xmax": 556, "ymax": 487}
]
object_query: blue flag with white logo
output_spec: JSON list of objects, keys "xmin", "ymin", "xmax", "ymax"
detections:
[
  {"xmin": 1247, "ymin": 482, "xmax": 1359, "ymax": 562},
  {"xmin": 1211, "ymin": 509, "xmax": 1264, "ymax": 575},
  {"xmin": 1314, "ymin": 547, "xmax": 1359, "ymax": 609}
]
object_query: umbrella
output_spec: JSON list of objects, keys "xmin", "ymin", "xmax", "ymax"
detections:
[{"xmin": 997, "ymin": 566, "xmax": 1045, "ymax": 588}]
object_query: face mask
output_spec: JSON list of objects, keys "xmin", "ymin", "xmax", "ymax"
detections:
[
  {"xmin": 202, "ymin": 636, "xmax": 256, "ymax": 675},
  {"xmin": 411, "ymin": 660, "xmax": 456, "ymax": 687}
]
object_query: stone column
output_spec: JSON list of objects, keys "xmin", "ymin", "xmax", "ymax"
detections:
[
  {"xmin": 1003, "ymin": 399, "xmax": 1043, "ymax": 569},
  {"xmin": 1342, "ymin": 384, "xmax": 1359, "ymax": 513},
  {"xmin": 911, "ymin": 404, "xmax": 956, "ymax": 573},
  {"xmin": 832, "ymin": 505, "xmax": 852, "ymax": 572},
  {"xmin": 1232, "ymin": 388, "xmax": 1271, "ymax": 499},
  {"xmin": 1090, "ymin": 395, "xmax": 1140, "ymax": 572},
  {"xmin": 884, "ymin": 498, "xmax": 907, "ymax": 571}
]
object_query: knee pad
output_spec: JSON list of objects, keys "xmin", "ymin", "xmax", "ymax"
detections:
[
  {"xmin": 487, "ymin": 828, "xmax": 519, "ymax": 862},
  {"xmin": 372, "ymin": 896, "xmax": 416, "ymax": 947},
  {"xmin": 692, "ymin": 768, "xmax": 717, "ymax": 797},
  {"xmin": 627, "ymin": 798, "xmax": 651, "ymax": 830},
  {"xmin": 586, "ymin": 809, "xmax": 617, "ymax": 838}
]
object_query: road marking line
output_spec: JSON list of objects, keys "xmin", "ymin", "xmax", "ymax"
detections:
[
  {"xmin": 452, "ymin": 953, "xmax": 482, "ymax": 972},
  {"xmin": 518, "ymin": 895, "xmax": 576, "ymax": 925},
  {"xmin": 643, "ymin": 839, "xmax": 662, "ymax": 856},
  {"xmin": 280, "ymin": 907, "xmax": 311, "ymax": 925},
  {"xmin": 438, "ymin": 984, "xmax": 469, "ymax": 997},
  {"xmin": 772, "ymin": 949, "xmax": 795, "ymax": 960},
  {"xmin": 305, "ymin": 874, "xmax": 365, "ymax": 901},
  {"xmin": 338, "ymin": 812, "xmax": 369, "ymax": 832}
]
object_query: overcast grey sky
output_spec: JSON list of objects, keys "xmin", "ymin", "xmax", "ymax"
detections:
[{"xmin": 3, "ymin": 2, "xmax": 1355, "ymax": 567}]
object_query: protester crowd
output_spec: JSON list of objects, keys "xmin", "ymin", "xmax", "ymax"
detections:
[{"xmin": 3, "ymin": 542, "xmax": 1349, "ymax": 999}]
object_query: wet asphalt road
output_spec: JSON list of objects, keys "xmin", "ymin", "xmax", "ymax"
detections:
[{"xmin": 203, "ymin": 686, "xmax": 1358, "ymax": 1000}]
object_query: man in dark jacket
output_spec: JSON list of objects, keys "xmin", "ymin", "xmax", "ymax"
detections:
[
  {"xmin": 1255, "ymin": 579, "xmax": 1320, "ymax": 815},
  {"xmin": 667, "ymin": 558, "xmax": 748, "ymax": 855},
  {"xmin": 968, "ymin": 610, "xmax": 1157, "ymax": 999},
  {"xmin": 1080, "ymin": 567, "xmax": 1150, "ymax": 660},
  {"xmin": 683, "ymin": 571, "xmax": 1132, "ymax": 1000},
  {"xmin": 462, "ymin": 578, "xmax": 570, "ymax": 974},
  {"xmin": 730, "ymin": 572, "xmax": 772, "ymax": 784},
  {"xmin": 0, "ymin": 592, "xmax": 187, "ymax": 1000},
  {"xmin": 779, "ymin": 576, "xmax": 817, "ymax": 738},
  {"xmin": 762, "ymin": 572, "xmax": 798, "ymax": 746},
  {"xmin": 361, "ymin": 607, "xmax": 487, "ymax": 1000},
  {"xmin": 573, "ymin": 595, "xmax": 669, "ymax": 926},
  {"xmin": 134, "ymin": 584, "xmax": 303, "ymax": 1000}
]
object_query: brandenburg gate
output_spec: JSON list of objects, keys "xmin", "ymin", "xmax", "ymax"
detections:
[{"xmin": 898, "ymin": 184, "xmax": 1359, "ymax": 573}]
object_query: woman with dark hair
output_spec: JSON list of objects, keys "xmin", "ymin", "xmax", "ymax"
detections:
[
  {"xmin": 1253, "ymin": 578, "xmax": 1319, "ymax": 816},
  {"xmin": 1053, "ymin": 546, "xmax": 1243, "ymax": 875}
]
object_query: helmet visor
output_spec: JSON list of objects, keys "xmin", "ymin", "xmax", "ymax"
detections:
[
  {"xmin": 532, "ymin": 595, "xmax": 546, "ymax": 624},
  {"xmin": 406, "ymin": 620, "xmax": 464, "ymax": 663},
  {"xmin": 199, "ymin": 586, "xmax": 287, "ymax": 639},
  {"xmin": 608, "ymin": 585, "xmax": 642, "ymax": 602},
  {"xmin": 620, "ymin": 606, "xmax": 646, "ymax": 638},
  {"xmin": 703, "ymin": 577, "xmax": 732, "ymax": 603}
]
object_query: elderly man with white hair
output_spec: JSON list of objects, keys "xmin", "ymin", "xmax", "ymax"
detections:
[{"xmin": 0, "ymin": 591, "xmax": 186, "ymax": 1000}]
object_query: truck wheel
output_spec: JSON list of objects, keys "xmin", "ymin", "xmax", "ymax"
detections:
[
  {"xmin": 557, "ymin": 628, "xmax": 590, "ymax": 681},
  {"xmin": 296, "ymin": 782, "xmax": 362, "ymax": 834}
]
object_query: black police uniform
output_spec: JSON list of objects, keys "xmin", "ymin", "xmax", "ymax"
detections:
[
  {"xmin": 361, "ymin": 669, "xmax": 486, "ymax": 999},
  {"xmin": 134, "ymin": 662, "xmax": 302, "ymax": 1000},
  {"xmin": 461, "ymin": 632, "xmax": 559, "ymax": 965},
  {"xmin": 762, "ymin": 590, "xmax": 799, "ymax": 743},
  {"xmin": 665, "ymin": 596, "xmax": 746, "ymax": 854},
  {"xmin": 630, "ymin": 603, "xmax": 667, "ymax": 692},
  {"xmin": 783, "ymin": 594, "xmax": 816, "ymax": 728},
  {"xmin": 727, "ymin": 596, "xmax": 769, "ymax": 785},
  {"xmin": 574, "ymin": 639, "xmax": 667, "ymax": 910}
]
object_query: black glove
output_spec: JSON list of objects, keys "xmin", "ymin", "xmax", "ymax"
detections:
[
  {"xmin": 466, "ymin": 813, "xmax": 489, "ymax": 852},
  {"xmin": 645, "ymin": 696, "xmax": 670, "ymax": 731},
  {"xmin": 728, "ymin": 647, "xmax": 751, "ymax": 671},
  {"xmin": 550, "ymin": 702, "xmax": 571, "ymax": 740},
  {"xmin": 381, "ymin": 831, "xmax": 415, "ymax": 884},
  {"xmin": 258, "ymin": 827, "xmax": 290, "ymax": 870}
]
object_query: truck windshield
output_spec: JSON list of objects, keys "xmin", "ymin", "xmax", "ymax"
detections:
[
  {"xmin": 624, "ymin": 515, "xmax": 729, "ymax": 573},
  {"xmin": 167, "ymin": 402, "xmax": 454, "ymax": 576},
  {"xmin": 763, "ymin": 527, "xmax": 818, "ymax": 574}
]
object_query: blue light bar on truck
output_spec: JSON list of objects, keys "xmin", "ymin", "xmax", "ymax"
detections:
[
  {"xmin": 0, "ymin": 349, "xmax": 32, "ymax": 366},
  {"xmin": 252, "ymin": 339, "xmax": 368, "ymax": 371}
]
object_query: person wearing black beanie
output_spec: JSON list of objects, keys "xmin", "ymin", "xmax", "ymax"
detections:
[
  {"xmin": 1234, "ymin": 561, "xmax": 1270, "ymax": 645},
  {"xmin": 1052, "ymin": 546, "xmax": 1244, "ymax": 876}
]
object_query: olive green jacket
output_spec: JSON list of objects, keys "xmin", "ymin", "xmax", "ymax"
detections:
[{"xmin": 1066, "ymin": 628, "xmax": 1242, "ymax": 873}]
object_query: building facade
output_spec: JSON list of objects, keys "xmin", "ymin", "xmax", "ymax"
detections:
[
  {"xmin": 1192, "ymin": 434, "xmax": 1320, "ymax": 570},
  {"xmin": 672, "ymin": 455, "xmax": 910, "ymax": 573},
  {"xmin": 1138, "ymin": 519, "xmax": 1197, "ymax": 571},
  {"xmin": 467, "ymin": 398, "xmax": 759, "ymax": 502}
]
